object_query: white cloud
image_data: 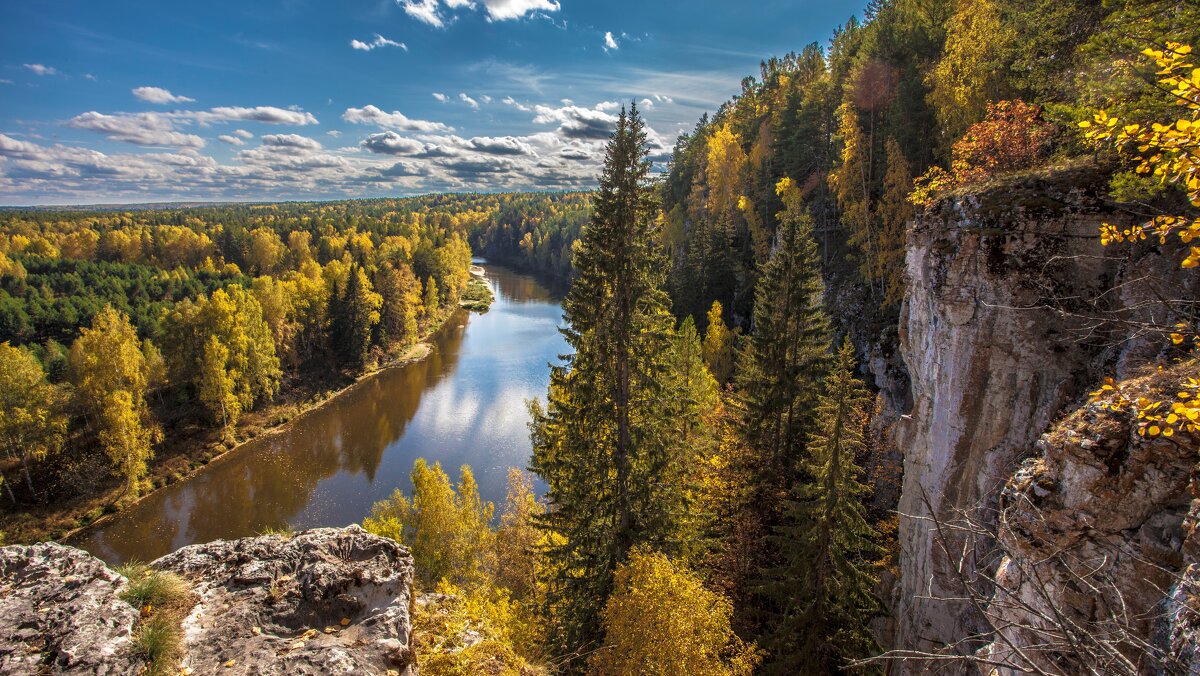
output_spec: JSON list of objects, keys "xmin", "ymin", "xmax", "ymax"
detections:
[
  {"xmin": 217, "ymin": 134, "xmax": 245, "ymax": 145},
  {"xmin": 397, "ymin": 0, "xmax": 558, "ymax": 27},
  {"xmin": 502, "ymin": 96, "xmax": 531, "ymax": 112},
  {"xmin": 399, "ymin": 0, "xmax": 444, "ymax": 27},
  {"xmin": 480, "ymin": 0, "xmax": 559, "ymax": 21},
  {"xmin": 595, "ymin": 101, "xmax": 620, "ymax": 111},
  {"xmin": 261, "ymin": 133, "xmax": 322, "ymax": 150},
  {"xmin": 350, "ymin": 34, "xmax": 408, "ymax": 51},
  {"xmin": 234, "ymin": 129, "xmax": 254, "ymax": 139},
  {"xmin": 480, "ymin": 95, "xmax": 493, "ymax": 104},
  {"xmin": 202, "ymin": 106, "xmax": 318, "ymax": 125},
  {"xmin": 604, "ymin": 31, "xmax": 618, "ymax": 51},
  {"xmin": 23, "ymin": 64, "xmax": 58, "ymax": 76},
  {"xmin": 84, "ymin": 73, "xmax": 97, "ymax": 81},
  {"xmin": 468, "ymin": 135, "xmax": 534, "ymax": 156},
  {"xmin": 0, "ymin": 79, "xmax": 12, "ymax": 85},
  {"xmin": 533, "ymin": 104, "xmax": 619, "ymax": 140},
  {"xmin": 133, "ymin": 86, "xmax": 195, "ymax": 105},
  {"xmin": 640, "ymin": 97, "xmax": 653, "ymax": 108},
  {"xmin": 67, "ymin": 111, "xmax": 206, "ymax": 149},
  {"xmin": 432, "ymin": 92, "xmax": 448, "ymax": 102},
  {"xmin": 360, "ymin": 131, "xmax": 426, "ymax": 155},
  {"xmin": 459, "ymin": 93, "xmax": 479, "ymax": 109},
  {"xmin": 342, "ymin": 105, "xmax": 453, "ymax": 132}
]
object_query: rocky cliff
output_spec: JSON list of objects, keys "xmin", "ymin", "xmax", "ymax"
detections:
[
  {"xmin": 890, "ymin": 165, "xmax": 1197, "ymax": 663},
  {"xmin": 0, "ymin": 526, "xmax": 417, "ymax": 675}
]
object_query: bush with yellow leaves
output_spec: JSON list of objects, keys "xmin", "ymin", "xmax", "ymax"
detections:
[{"xmin": 589, "ymin": 548, "xmax": 760, "ymax": 676}]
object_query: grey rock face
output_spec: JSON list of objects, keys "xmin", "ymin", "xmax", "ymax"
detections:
[
  {"xmin": 891, "ymin": 166, "xmax": 1196, "ymax": 658},
  {"xmin": 0, "ymin": 541, "xmax": 143, "ymax": 675},
  {"xmin": 152, "ymin": 525, "xmax": 417, "ymax": 675}
]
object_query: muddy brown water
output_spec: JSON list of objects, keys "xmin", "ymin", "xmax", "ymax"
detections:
[{"xmin": 73, "ymin": 264, "xmax": 566, "ymax": 564}]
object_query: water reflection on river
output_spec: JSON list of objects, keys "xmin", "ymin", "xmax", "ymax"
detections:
[{"xmin": 74, "ymin": 264, "xmax": 566, "ymax": 564}]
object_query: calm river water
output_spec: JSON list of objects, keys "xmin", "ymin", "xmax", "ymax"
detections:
[{"xmin": 74, "ymin": 264, "xmax": 566, "ymax": 564}]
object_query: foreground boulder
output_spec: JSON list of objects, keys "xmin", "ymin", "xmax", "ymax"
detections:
[
  {"xmin": 0, "ymin": 542, "xmax": 143, "ymax": 675},
  {"xmin": 0, "ymin": 526, "xmax": 416, "ymax": 675}
]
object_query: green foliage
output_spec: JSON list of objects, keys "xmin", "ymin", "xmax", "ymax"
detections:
[
  {"xmin": 761, "ymin": 339, "xmax": 881, "ymax": 673},
  {"xmin": 530, "ymin": 104, "xmax": 705, "ymax": 659},
  {"xmin": 331, "ymin": 265, "xmax": 382, "ymax": 369}
]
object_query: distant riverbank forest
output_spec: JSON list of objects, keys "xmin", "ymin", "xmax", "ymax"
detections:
[{"xmin": 0, "ymin": 192, "xmax": 586, "ymax": 540}]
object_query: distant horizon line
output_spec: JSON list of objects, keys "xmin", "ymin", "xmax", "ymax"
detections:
[{"xmin": 0, "ymin": 188, "xmax": 597, "ymax": 211}]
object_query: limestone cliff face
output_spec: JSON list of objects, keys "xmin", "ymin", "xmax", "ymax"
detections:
[
  {"xmin": 889, "ymin": 166, "xmax": 1193, "ymax": 657},
  {"xmin": 0, "ymin": 526, "xmax": 417, "ymax": 675}
]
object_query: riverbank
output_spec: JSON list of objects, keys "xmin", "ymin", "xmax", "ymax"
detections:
[{"xmin": 0, "ymin": 304, "xmax": 463, "ymax": 547}]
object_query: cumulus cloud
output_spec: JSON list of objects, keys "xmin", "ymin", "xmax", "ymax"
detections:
[
  {"xmin": 459, "ymin": 93, "xmax": 479, "ymax": 109},
  {"xmin": 533, "ymin": 104, "xmax": 618, "ymax": 140},
  {"xmin": 23, "ymin": 64, "xmax": 58, "ymax": 76},
  {"xmin": 133, "ymin": 86, "xmax": 195, "ymax": 104},
  {"xmin": 217, "ymin": 134, "xmax": 245, "ymax": 145},
  {"xmin": 234, "ymin": 129, "xmax": 254, "ymax": 139},
  {"xmin": 604, "ymin": 32, "xmax": 618, "ymax": 51},
  {"xmin": 433, "ymin": 92, "xmax": 448, "ymax": 102},
  {"xmin": 468, "ymin": 135, "xmax": 533, "ymax": 156},
  {"xmin": 67, "ymin": 111, "xmax": 206, "ymax": 149},
  {"xmin": 360, "ymin": 131, "xmax": 425, "ymax": 155},
  {"xmin": 203, "ymin": 106, "xmax": 318, "ymax": 125},
  {"xmin": 350, "ymin": 34, "xmax": 407, "ymax": 51},
  {"xmin": 343, "ymin": 105, "xmax": 453, "ymax": 132},
  {"xmin": 261, "ymin": 133, "xmax": 323, "ymax": 150}
]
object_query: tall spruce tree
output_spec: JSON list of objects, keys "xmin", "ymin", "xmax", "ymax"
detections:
[
  {"xmin": 529, "ymin": 103, "xmax": 684, "ymax": 661},
  {"xmin": 737, "ymin": 176, "xmax": 832, "ymax": 496},
  {"xmin": 762, "ymin": 338, "xmax": 881, "ymax": 673}
]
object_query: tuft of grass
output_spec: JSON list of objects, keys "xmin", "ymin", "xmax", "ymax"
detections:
[
  {"xmin": 258, "ymin": 523, "xmax": 295, "ymax": 539},
  {"xmin": 120, "ymin": 568, "xmax": 190, "ymax": 611},
  {"xmin": 133, "ymin": 614, "xmax": 184, "ymax": 675}
]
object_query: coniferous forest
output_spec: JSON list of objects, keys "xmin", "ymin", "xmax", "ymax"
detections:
[{"xmin": 3, "ymin": 0, "xmax": 1200, "ymax": 674}]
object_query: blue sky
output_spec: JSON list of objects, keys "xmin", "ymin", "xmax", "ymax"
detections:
[{"xmin": 0, "ymin": 0, "xmax": 867, "ymax": 205}]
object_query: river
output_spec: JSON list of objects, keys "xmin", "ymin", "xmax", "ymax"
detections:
[{"xmin": 73, "ymin": 263, "xmax": 567, "ymax": 564}]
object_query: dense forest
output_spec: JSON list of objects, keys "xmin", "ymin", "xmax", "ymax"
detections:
[
  {"xmin": 5, "ymin": 0, "xmax": 1200, "ymax": 673},
  {"xmin": 0, "ymin": 192, "xmax": 585, "ymax": 538}
]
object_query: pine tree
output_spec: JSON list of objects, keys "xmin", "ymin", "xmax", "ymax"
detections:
[
  {"xmin": 762, "ymin": 338, "xmax": 881, "ymax": 673},
  {"xmin": 530, "ymin": 103, "xmax": 685, "ymax": 659}
]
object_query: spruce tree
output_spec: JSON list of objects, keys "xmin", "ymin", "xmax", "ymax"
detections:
[
  {"xmin": 333, "ymin": 265, "xmax": 381, "ymax": 369},
  {"xmin": 762, "ymin": 338, "xmax": 881, "ymax": 673},
  {"xmin": 737, "ymin": 176, "xmax": 832, "ymax": 496},
  {"xmin": 529, "ymin": 103, "xmax": 684, "ymax": 660}
]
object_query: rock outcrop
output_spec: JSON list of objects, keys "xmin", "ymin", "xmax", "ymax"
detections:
[
  {"xmin": 978, "ymin": 363, "xmax": 1196, "ymax": 673},
  {"xmin": 0, "ymin": 542, "xmax": 143, "ymax": 675},
  {"xmin": 890, "ymin": 166, "xmax": 1196, "ymax": 659},
  {"xmin": 0, "ymin": 526, "xmax": 417, "ymax": 675}
]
